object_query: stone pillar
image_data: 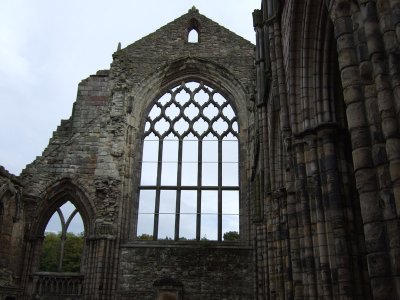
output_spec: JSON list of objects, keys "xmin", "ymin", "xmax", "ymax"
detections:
[
  {"xmin": 330, "ymin": 0, "xmax": 400, "ymax": 298},
  {"xmin": 83, "ymin": 221, "xmax": 118, "ymax": 300}
]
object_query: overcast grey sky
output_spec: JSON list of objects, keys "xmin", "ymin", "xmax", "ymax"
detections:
[{"xmin": 0, "ymin": 0, "xmax": 259, "ymax": 176}]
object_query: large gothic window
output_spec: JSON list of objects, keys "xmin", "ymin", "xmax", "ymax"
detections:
[{"xmin": 137, "ymin": 81, "xmax": 240, "ymax": 241}]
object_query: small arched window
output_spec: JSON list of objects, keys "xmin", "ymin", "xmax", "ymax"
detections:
[
  {"xmin": 39, "ymin": 201, "xmax": 84, "ymax": 272},
  {"xmin": 188, "ymin": 28, "xmax": 199, "ymax": 43},
  {"xmin": 137, "ymin": 81, "xmax": 240, "ymax": 242}
]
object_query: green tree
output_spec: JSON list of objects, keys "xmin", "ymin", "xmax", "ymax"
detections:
[
  {"xmin": 63, "ymin": 232, "xmax": 84, "ymax": 272},
  {"xmin": 137, "ymin": 233, "xmax": 153, "ymax": 240},
  {"xmin": 39, "ymin": 232, "xmax": 84, "ymax": 272},
  {"xmin": 223, "ymin": 231, "xmax": 239, "ymax": 241},
  {"xmin": 39, "ymin": 232, "xmax": 60, "ymax": 272}
]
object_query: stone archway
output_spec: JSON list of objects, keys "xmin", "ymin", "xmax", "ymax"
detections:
[{"xmin": 23, "ymin": 179, "xmax": 94, "ymax": 299}]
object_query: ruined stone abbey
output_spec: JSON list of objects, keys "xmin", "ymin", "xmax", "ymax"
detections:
[{"xmin": 2, "ymin": 0, "xmax": 400, "ymax": 299}]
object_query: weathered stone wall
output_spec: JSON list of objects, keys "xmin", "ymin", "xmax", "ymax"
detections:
[
  {"xmin": 0, "ymin": 166, "xmax": 24, "ymax": 299},
  {"xmin": 118, "ymin": 244, "xmax": 253, "ymax": 299},
  {"xmin": 110, "ymin": 9, "xmax": 254, "ymax": 94},
  {"xmin": 5, "ymin": 7, "xmax": 255, "ymax": 300},
  {"xmin": 251, "ymin": 0, "xmax": 400, "ymax": 299},
  {"xmin": 328, "ymin": 1, "xmax": 400, "ymax": 298},
  {"xmin": 6, "ymin": 1, "xmax": 400, "ymax": 298},
  {"xmin": 20, "ymin": 70, "xmax": 111, "ymax": 200}
]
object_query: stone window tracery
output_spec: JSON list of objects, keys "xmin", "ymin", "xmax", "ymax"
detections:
[
  {"xmin": 39, "ymin": 201, "xmax": 84, "ymax": 272},
  {"xmin": 137, "ymin": 81, "xmax": 240, "ymax": 241}
]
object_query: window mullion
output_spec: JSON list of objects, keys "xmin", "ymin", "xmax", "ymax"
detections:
[
  {"xmin": 153, "ymin": 139, "xmax": 163, "ymax": 240},
  {"xmin": 175, "ymin": 139, "xmax": 183, "ymax": 240},
  {"xmin": 218, "ymin": 139, "xmax": 222, "ymax": 242},
  {"xmin": 56, "ymin": 208, "xmax": 66, "ymax": 272},
  {"xmin": 196, "ymin": 139, "xmax": 202, "ymax": 240}
]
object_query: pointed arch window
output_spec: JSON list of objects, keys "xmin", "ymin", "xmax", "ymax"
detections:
[
  {"xmin": 39, "ymin": 201, "xmax": 84, "ymax": 272},
  {"xmin": 188, "ymin": 29, "xmax": 199, "ymax": 43},
  {"xmin": 137, "ymin": 81, "xmax": 240, "ymax": 242}
]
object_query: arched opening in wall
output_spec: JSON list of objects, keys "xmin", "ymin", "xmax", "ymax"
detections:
[
  {"xmin": 39, "ymin": 201, "xmax": 84, "ymax": 273},
  {"xmin": 188, "ymin": 29, "xmax": 199, "ymax": 43},
  {"xmin": 187, "ymin": 18, "xmax": 200, "ymax": 43},
  {"xmin": 137, "ymin": 81, "xmax": 240, "ymax": 242}
]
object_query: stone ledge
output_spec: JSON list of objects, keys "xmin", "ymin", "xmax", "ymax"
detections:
[{"xmin": 120, "ymin": 241, "xmax": 252, "ymax": 250}]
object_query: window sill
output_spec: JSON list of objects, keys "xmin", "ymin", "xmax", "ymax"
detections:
[{"xmin": 121, "ymin": 240, "xmax": 251, "ymax": 249}]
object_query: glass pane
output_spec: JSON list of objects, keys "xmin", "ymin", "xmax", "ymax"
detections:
[
  {"xmin": 181, "ymin": 163, "xmax": 198, "ymax": 186},
  {"xmin": 201, "ymin": 190, "xmax": 218, "ymax": 214},
  {"xmin": 179, "ymin": 214, "xmax": 196, "ymax": 240},
  {"xmin": 161, "ymin": 162, "xmax": 178, "ymax": 185},
  {"xmin": 201, "ymin": 215, "xmax": 218, "ymax": 241},
  {"xmin": 222, "ymin": 139, "xmax": 238, "ymax": 162},
  {"xmin": 137, "ymin": 214, "xmax": 154, "ymax": 238},
  {"xmin": 138, "ymin": 190, "xmax": 156, "ymax": 213},
  {"xmin": 162, "ymin": 137, "xmax": 178, "ymax": 161},
  {"xmin": 182, "ymin": 138, "xmax": 198, "ymax": 162},
  {"xmin": 202, "ymin": 138, "xmax": 218, "ymax": 162},
  {"xmin": 158, "ymin": 214, "xmax": 175, "ymax": 240},
  {"xmin": 222, "ymin": 190, "xmax": 239, "ymax": 215},
  {"xmin": 222, "ymin": 163, "xmax": 238, "ymax": 186},
  {"xmin": 222, "ymin": 215, "xmax": 239, "ymax": 240},
  {"xmin": 181, "ymin": 190, "xmax": 197, "ymax": 213},
  {"xmin": 140, "ymin": 162, "xmax": 157, "ymax": 185},
  {"xmin": 202, "ymin": 163, "xmax": 218, "ymax": 186},
  {"xmin": 142, "ymin": 139, "xmax": 159, "ymax": 162},
  {"xmin": 159, "ymin": 190, "xmax": 176, "ymax": 214}
]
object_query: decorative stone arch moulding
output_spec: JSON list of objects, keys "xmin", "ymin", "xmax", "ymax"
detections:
[
  {"xmin": 123, "ymin": 57, "xmax": 252, "ymax": 242},
  {"xmin": 32, "ymin": 178, "xmax": 95, "ymax": 237},
  {"xmin": 127, "ymin": 57, "xmax": 250, "ymax": 133}
]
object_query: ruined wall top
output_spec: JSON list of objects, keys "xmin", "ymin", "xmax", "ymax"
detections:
[
  {"xmin": 17, "ymin": 9, "xmax": 256, "ymax": 217},
  {"xmin": 109, "ymin": 8, "xmax": 255, "ymax": 95}
]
